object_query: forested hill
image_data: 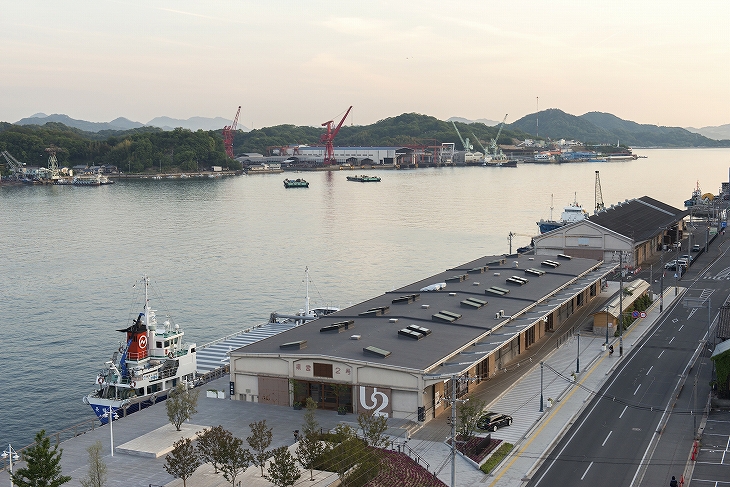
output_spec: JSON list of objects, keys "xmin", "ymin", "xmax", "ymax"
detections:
[
  {"xmin": 510, "ymin": 109, "xmax": 730, "ymax": 147},
  {"xmin": 232, "ymin": 113, "xmax": 529, "ymax": 154},
  {"xmin": 0, "ymin": 113, "xmax": 530, "ymax": 172}
]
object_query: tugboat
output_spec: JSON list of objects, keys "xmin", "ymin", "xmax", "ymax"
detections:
[
  {"xmin": 83, "ymin": 276, "xmax": 197, "ymax": 424},
  {"xmin": 346, "ymin": 175, "xmax": 381, "ymax": 182},
  {"xmin": 284, "ymin": 178, "xmax": 309, "ymax": 188},
  {"xmin": 537, "ymin": 194, "xmax": 588, "ymax": 234}
]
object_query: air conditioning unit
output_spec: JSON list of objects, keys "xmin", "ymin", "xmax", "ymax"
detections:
[
  {"xmin": 495, "ymin": 312, "xmax": 501, "ymax": 319},
  {"xmin": 499, "ymin": 310, "xmax": 505, "ymax": 317}
]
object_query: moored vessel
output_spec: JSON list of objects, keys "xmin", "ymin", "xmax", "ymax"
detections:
[
  {"xmin": 537, "ymin": 194, "xmax": 588, "ymax": 234},
  {"xmin": 83, "ymin": 276, "xmax": 196, "ymax": 424}
]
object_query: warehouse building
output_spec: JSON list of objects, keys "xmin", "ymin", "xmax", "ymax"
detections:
[{"xmin": 229, "ymin": 253, "xmax": 617, "ymax": 424}]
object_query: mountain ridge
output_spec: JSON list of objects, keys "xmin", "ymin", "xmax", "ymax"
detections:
[{"xmin": 14, "ymin": 113, "xmax": 250, "ymax": 133}]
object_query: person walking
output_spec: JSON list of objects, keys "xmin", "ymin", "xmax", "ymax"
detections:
[{"xmin": 670, "ymin": 475, "xmax": 678, "ymax": 487}]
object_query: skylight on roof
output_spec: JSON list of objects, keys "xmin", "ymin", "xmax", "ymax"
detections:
[
  {"xmin": 363, "ymin": 346, "xmax": 391, "ymax": 358},
  {"xmin": 280, "ymin": 340, "xmax": 307, "ymax": 350}
]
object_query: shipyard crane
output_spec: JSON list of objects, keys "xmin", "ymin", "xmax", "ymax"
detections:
[
  {"xmin": 320, "ymin": 106, "xmax": 352, "ymax": 165},
  {"xmin": 1, "ymin": 150, "xmax": 26, "ymax": 177},
  {"xmin": 594, "ymin": 170, "xmax": 605, "ymax": 214},
  {"xmin": 490, "ymin": 114, "xmax": 508, "ymax": 158},
  {"xmin": 223, "ymin": 106, "xmax": 241, "ymax": 159},
  {"xmin": 470, "ymin": 131, "xmax": 490, "ymax": 161},
  {"xmin": 45, "ymin": 145, "xmax": 61, "ymax": 180},
  {"xmin": 451, "ymin": 121, "xmax": 472, "ymax": 151}
]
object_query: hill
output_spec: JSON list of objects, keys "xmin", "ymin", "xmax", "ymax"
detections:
[
  {"xmin": 685, "ymin": 124, "xmax": 730, "ymax": 141},
  {"xmin": 509, "ymin": 109, "xmax": 730, "ymax": 147},
  {"xmin": 13, "ymin": 113, "xmax": 249, "ymax": 133}
]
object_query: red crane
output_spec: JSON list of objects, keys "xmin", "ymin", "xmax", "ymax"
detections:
[
  {"xmin": 223, "ymin": 106, "xmax": 241, "ymax": 159},
  {"xmin": 320, "ymin": 106, "xmax": 352, "ymax": 165}
]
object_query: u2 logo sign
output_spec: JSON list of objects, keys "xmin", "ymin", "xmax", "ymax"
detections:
[{"xmin": 359, "ymin": 386, "xmax": 390, "ymax": 417}]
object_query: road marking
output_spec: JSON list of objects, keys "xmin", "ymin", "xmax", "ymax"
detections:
[
  {"xmin": 678, "ymin": 325, "xmax": 684, "ymax": 331},
  {"xmin": 581, "ymin": 461, "xmax": 594, "ymax": 480},
  {"xmin": 634, "ymin": 384, "xmax": 641, "ymax": 395},
  {"xmin": 646, "ymin": 366, "xmax": 653, "ymax": 376},
  {"xmin": 658, "ymin": 350, "xmax": 665, "ymax": 358},
  {"xmin": 619, "ymin": 405, "xmax": 628, "ymax": 418},
  {"xmin": 669, "ymin": 337, "xmax": 675, "ymax": 344},
  {"xmin": 602, "ymin": 431, "xmax": 612, "ymax": 446}
]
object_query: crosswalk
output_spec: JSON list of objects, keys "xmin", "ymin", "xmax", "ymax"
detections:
[{"xmin": 195, "ymin": 322, "xmax": 296, "ymax": 374}]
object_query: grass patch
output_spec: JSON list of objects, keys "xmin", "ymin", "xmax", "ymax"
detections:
[{"xmin": 480, "ymin": 442, "xmax": 514, "ymax": 474}]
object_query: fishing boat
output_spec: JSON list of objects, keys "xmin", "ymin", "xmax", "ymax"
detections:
[
  {"xmin": 537, "ymin": 194, "xmax": 588, "ymax": 234},
  {"xmin": 284, "ymin": 178, "xmax": 309, "ymax": 188},
  {"xmin": 346, "ymin": 175, "xmax": 381, "ymax": 182},
  {"xmin": 83, "ymin": 276, "xmax": 197, "ymax": 424}
]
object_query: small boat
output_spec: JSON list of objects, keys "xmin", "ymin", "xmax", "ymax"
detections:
[
  {"xmin": 346, "ymin": 175, "xmax": 381, "ymax": 182},
  {"xmin": 268, "ymin": 267, "xmax": 339, "ymax": 325},
  {"xmin": 284, "ymin": 178, "xmax": 309, "ymax": 188},
  {"xmin": 73, "ymin": 174, "xmax": 114, "ymax": 186},
  {"xmin": 83, "ymin": 276, "xmax": 197, "ymax": 424},
  {"xmin": 537, "ymin": 194, "xmax": 587, "ymax": 234},
  {"xmin": 483, "ymin": 160, "xmax": 517, "ymax": 168}
]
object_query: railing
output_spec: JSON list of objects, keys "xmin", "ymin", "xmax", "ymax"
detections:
[
  {"xmin": 194, "ymin": 364, "xmax": 230, "ymax": 387},
  {"xmin": 391, "ymin": 440, "xmax": 431, "ymax": 472}
]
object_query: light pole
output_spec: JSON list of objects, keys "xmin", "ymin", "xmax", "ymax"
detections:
[
  {"xmin": 540, "ymin": 361, "xmax": 544, "ymax": 412},
  {"xmin": 660, "ymin": 240, "xmax": 664, "ymax": 312},
  {"xmin": 605, "ymin": 303, "xmax": 610, "ymax": 347},
  {"xmin": 2, "ymin": 444, "xmax": 20, "ymax": 487},
  {"xmin": 619, "ymin": 251, "xmax": 624, "ymax": 356},
  {"xmin": 102, "ymin": 405, "xmax": 119, "ymax": 457},
  {"xmin": 576, "ymin": 330, "xmax": 580, "ymax": 374}
]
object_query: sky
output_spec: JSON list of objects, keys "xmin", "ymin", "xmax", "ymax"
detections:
[{"xmin": 1, "ymin": 0, "xmax": 729, "ymax": 130}]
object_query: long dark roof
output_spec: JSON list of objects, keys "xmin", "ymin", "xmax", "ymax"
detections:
[
  {"xmin": 232, "ymin": 253, "xmax": 615, "ymax": 374},
  {"xmin": 588, "ymin": 196, "xmax": 686, "ymax": 243}
]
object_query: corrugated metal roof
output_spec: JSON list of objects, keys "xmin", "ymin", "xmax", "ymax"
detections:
[{"xmin": 588, "ymin": 196, "xmax": 686, "ymax": 243}]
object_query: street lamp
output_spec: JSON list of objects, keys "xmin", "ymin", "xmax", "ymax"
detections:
[
  {"xmin": 2, "ymin": 444, "xmax": 20, "ymax": 487},
  {"xmin": 102, "ymin": 405, "xmax": 120, "ymax": 457}
]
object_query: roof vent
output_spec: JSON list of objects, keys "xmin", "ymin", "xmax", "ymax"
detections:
[
  {"xmin": 280, "ymin": 340, "xmax": 307, "ymax": 350},
  {"xmin": 363, "ymin": 346, "xmax": 391, "ymax": 358},
  {"xmin": 389, "ymin": 318, "xmax": 399, "ymax": 323},
  {"xmin": 449, "ymin": 292, "xmax": 456, "ymax": 296},
  {"xmin": 350, "ymin": 335, "xmax": 361, "ymax": 340},
  {"xmin": 421, "ymin": 304, "xmax": 430, "ymax": 309}
]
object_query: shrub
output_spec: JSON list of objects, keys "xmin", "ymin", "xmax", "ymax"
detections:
[{"xmin": 480, "ymin": 442, "xmax": 514, "ymax": 474}]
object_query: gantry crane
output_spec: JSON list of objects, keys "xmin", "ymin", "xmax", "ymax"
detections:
[
  {"xmin": 320, "ymin": 106, "xmax": 352, "ymax": 165},
  {"xmin": 595, "ymin": 170, "xmax": 605, "ymax": 214},
  {"xmin": 451, "ymin": 121, "xmax": 472, "ymax": 152},
  {"xmin": 223, "ymin": 106, "xmax": 241, "ymax": 159},
  {"xmin": 45, "ymin": 145, "xmax": 61, "ymax": 180},
  {"xmin": 490, "ymin": 114, "xmax": 508, "ymax": 159},
  {"xmin": 1, "ymin": 150, "xmax": 26, "ymax": 177}
]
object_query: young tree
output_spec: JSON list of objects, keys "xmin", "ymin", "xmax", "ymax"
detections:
[
  {"xmin": 295, "ymin": 430, "xmax": 328, "ymax": 481},
  {"xmin": 265, "ymin": 446, "xmax": 301, "ymax": 487},
  {"xmin": 196, "ymin": 425, "xmax": 227, "ymax": 474},
  {"xmin": 457, "ymin": 398, "xmax": 485, "ymax": 439},
  {"xmin": 79, "ymin": 441, "xmax": 107, "ymax": 487},
  {"xmin": 164, "ymin": 438, "xmax": 201, "ymax": 487},
  {"xmin": 166, "ymin": 382, "xmax": 200, "ymax": 431},
  {"xmin": 218, "ymin": 432, "xmax": 252, "ymax": 487},
  {"xmin": 357, "ymin": 411, "xmax": 389, "ymax": 448},
  {"xmin": 246, "ymin": 419, "xmax": 273, "ymax": 476},
  {"xmin": 302, "ymin": 396, "xmax": 319, "ymax": 435},
  {"xmin": 10, "ymin": 430, "xmax": 71, "ymax": 487}
]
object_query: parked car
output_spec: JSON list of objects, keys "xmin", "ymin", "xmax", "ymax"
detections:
[
  {"xmin": 664, "ymin": 260, "xmax": 678, "ymax": 270},
  {"xmin": 692, "ymin": 244, "xmax": 701, "ymax": 252},
  {"xmin": 477, "ymin": 412, "xmax": 513, "ymax": 432}
]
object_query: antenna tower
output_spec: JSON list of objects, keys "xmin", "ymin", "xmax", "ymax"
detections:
[{"xmin": 595, "ymin": 170, "xmax": 605, "ymax": 214}]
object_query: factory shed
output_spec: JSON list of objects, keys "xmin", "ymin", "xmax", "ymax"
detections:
[{"xmin": 229, "ymin": 253, "xmax": 617, "ymax": 424}]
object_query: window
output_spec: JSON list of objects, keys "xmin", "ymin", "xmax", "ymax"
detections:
[{"xmin": 313, "ymin": 363, "xmax": 333, "ymax": 378}]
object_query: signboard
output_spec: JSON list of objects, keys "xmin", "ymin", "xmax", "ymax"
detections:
[
  {"xmin": 632, "ymin": 311, "xmax": 639, "ymax": 318},
  {"xmin": 723, "ymin": 221, "xmax": 727, "ymax": 228},
  {"xmin": 640, "ymin": 312, "xmax": 647, "ymax": 319},
  {"xmin": 358, "ymin": 386, "xmax": 392, "ymax": 417}
]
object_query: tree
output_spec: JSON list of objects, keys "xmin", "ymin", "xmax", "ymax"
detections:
[
  {"xmin": 265, "ymin": 446, "xmax": 301, "ymax": 487},
  {"xmin": 457, "ymin": 398, "xmax": 486, "ymax": 439},
  {"xmin": 79, "ymin": 441, "xmax": 107, "ymax": 487},
  {"xmin": 218, "ymin": 432, "xmax": 252, "ymax": 487},
  {"xmin": 357, "ymin": 411, "xmax": 389, "ymax": 448},
  {"xmin": 246, "ymin": 419, "xmax": 273, "ymax": 476},
  {"xmin": 295, "ymin": 429, "xmax": 328, "ymax": 481},
  {"xmin": 10, "ymin": 430, "xmax": 71, "ymax": 487},
  {"xmin": 166, "ymin": 382, "xmax": 200, "ymax": 431},
  {"xmin": 196, "ymin": 425, "xmax": 227, "ymax": 474},
  {"xmin": 164, "ymin": 438, "xmax": 201, "ymax": 487}
]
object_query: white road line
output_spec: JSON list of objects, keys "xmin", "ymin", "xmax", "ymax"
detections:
[
  {"xmin": 619, "ymin": 406, "xmax": 628, "ymax": 419},
  {"xmin": 723, "ymin": 436, "xmax": 730, "ymax": 464},
  {"xmin": 581, "ymin": 461, "xmax": 594, "ymax": 480},
  {"xmin": 634, "ymin": 384, "xmax": 641, "ymax": 395},
  {"xmin": 646, "ymin": 366, "xmax": 653, "ymax": 376},
  {"xmin": 669, "ymin": 336, "xmax": 675, "ymax": 344},
  {"xmin": 602, "ymin": 431, "xmax": 612, "ymax": 447},
  {"xmin": 658, "ymin": 350, "xmax": 665, "ymax": 358},
  {"xmin": 678, "ymin": 325, "xmax": 684, "ymax": 331}
]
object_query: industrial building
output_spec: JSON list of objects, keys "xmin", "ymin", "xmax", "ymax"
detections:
[
  {"xmin": 533, "ymin": 196, "xmax": 687, "ymax": 269},
  {"xmin": 229, "ymin": 253, "xmax": 617, "ymax": 424}
]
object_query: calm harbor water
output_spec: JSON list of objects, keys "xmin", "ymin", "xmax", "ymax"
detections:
[{"xmin": 1, "ymin": 148, "xmax": 729, "ymax": 449}]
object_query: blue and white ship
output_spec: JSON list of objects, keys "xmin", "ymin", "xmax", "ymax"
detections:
[
  {"xmin": 537, "ymin": 194, "xmax": 588, "ymax": 234},
  {"xmin": 83, "ymin": 276, "xmax": 197, "ymax": 424}
]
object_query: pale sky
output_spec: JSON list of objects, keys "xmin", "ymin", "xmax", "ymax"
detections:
[{"xmin": 2, "ymin": 0, "xmax": 729, "ymax": 129}]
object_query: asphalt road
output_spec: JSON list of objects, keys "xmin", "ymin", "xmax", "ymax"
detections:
[{"xmin": 526, "ymin": 233, "xmax": 729, "ymax": 487}]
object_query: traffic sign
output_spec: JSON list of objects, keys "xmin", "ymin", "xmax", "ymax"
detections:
[
  {"xmin": 722, "ymin": 221, "xmax": 727, "ymax": 228},
  {"xmin": 632, "ymin": 311, "xmax": 639, "ymax": 318},
  {"xmin": 640, "ymin": 312, "xmax": 647, "ymax": 318}
]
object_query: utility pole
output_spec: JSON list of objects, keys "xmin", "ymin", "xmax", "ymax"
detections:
[
  {"xmin": 619, "ymin": 251, "xmax": 624, "ymax": 356},
  {"xmin": 445, "ymin": 374, "xmax": 473, "ymax": 487}
]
